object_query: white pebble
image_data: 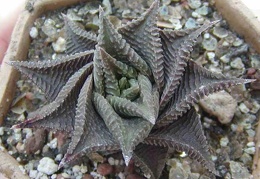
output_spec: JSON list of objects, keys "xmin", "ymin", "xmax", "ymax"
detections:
[
  {"xmin": 47, "ymin": 138, "xmax": 57, "ymax": 149},
  {"xmin": 62, "ymin": 173, "xmax": 71, "ymax": 178},
  {"xmin": 118, "ymin": 172, "xmax": 125, "ymax": 179},
  {"xmin": 211, "ymin": 155, "xmax": 218, "ymax": 162},
  {"xmin": 230, "ymin": 57, "xmax": 245, "ymax": 69},
  {"xmin": 203, "ymin": 33, "xmax": 210, "ymax": 39},
  {"xmin": 246, "ymin": 129, "xmax": 255, "ymax": 137},
  {"xmin": 244, "ymin": 147, "xmax": 256, "ymax": 155},
  {"xmin": 220, "ymin": 137, "xmax": 229, "ymax": 147},
  {"xmin": 37, "ymin": 157, "xmax": 58, "ymax": 175},
  {"xmin": 0, "ymin": 127, "xmax": 4, "ymax": 135},
  {"xmin": 80, "ymin": 165, "xmax": 88, "ymax": 173},
  {"xmin": 251, "ymin": 101, "xmax": 260, "ymax": 114},
  {"xmin": 52, "ymin": 37, "xmax": 66, "ymax": 53},
  {"xmin": 220, "ymin": 55, "xmax": 230, "ymax": 63},
  {"xmin": 207, "ymin": 52, "xmax": 215, "ymax": 59},
  {"xmin": 55, "ymin": 154, "xmax": 63, "ymax": 161},
  {"xmin": 51, "ymin": 174, "xmax": 57, "ymax": 179},
  {"xmin": 29, "ymin": 170, "xmax": 38, "ymax": 178},
  {"xmin": 108, "ymin": 157, "xmax": 115, "ymax": 165},
  {"xmin": 247, "ymin": 142, "xmax": 255, "ymax": 147},
  {"xmin": 233, "ymin": 38, "xmax": 243, "ymax": 46},
  {"xmin": 72, "ymin": 165, "xmax": 81, "ymax": 173},
  {"xmin": 23, "ymin": 128, "xmax": 33, "ymax": 138},
  {"xmin": 239, "ymin": 103, "xmax": 250, "ymax": 114},
  {"xmin": 30, "ymin": 27, "xmax": 39, "ymax": 39}
]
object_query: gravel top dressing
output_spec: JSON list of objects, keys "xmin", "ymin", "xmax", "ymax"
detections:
[{"xmin": 1, "ymin": 0, "xmax": 260, "ymax": 179}]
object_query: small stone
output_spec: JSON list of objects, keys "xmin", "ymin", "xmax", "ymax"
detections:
[
  {"xmin": 47, "ymin": 138, "xmax": 58, "ymax": 149},
  {"xmin": 52, "ymin": 37, "xmax": 66, "ymax": 53},
  {"xmin": 251, "ymin": 100, "xmax": 260, "ymax": 113},
  {"xmin": 29, "ymin": 170, "xmax": 38, "ymax": 178},
  {"xmin": 42, "ymin": 19, "xmax": 57, "ymax": 39},
  {"xmin": 188, "ymin": 0, "xmax": 201, "ymax": 9},
  {"xmin": 191, "ymin": 11, "xmax": 199, "ymax": 18},
  {"xmin": 240, "ymin": 153, "xmax": 252, "ymax": 165},
  {"xmin": 250, "ymin": 54, "xmax": 260, "ymax": 68},
  {"xmin": 246, "ymin": 129, "xmax": 256, "ymax": 137},
  {"xmin": 30, "ymin": 27, "xmax": 39, "ymax": 39},
  {"xmin": 230, "ymin": 57, "xmax": 245, "ymax": 69},
  {"xmin": 220, "ymin": 137, "xmax": 229, "ymax": 147},
  {"xmin": 169, "ymin": 166, "xmax": 189, "ymax": 179},
  {"xmin": 81, "ymin": 165, "xmax": 88, "ymax": 173},
  {"xmin": 0, "ymin": 127, "xmax": 4, "ymax": 135},
  {"xmin": 233, "ymin": 38, "xmax": 243, "ymax": 47},
  {"xmin": 108, "ymin": 157, "xmax": 115, "ymax": 165},
  {"xmin": 244, "ymin": 147, "xmax": 255, "ymax": 155},
  {"xmin": 202, "ymin": 35, "xmax": 218, "ymax": 51},
  {"xmin": 61, "ymin": 172, "xmax": 71, "ymax": 178},
  {"xmin": 97, "ymin": 163, "xmax": 114, "ymax": 176},
  {"xmin": 55, "ymin": 154, "xmax": 63, "ymax": 161},
  {"xmin": 207, "ymin": 52, "xmax": 215, "ymax": 59},
  {"xmin": 185, "ymin": 18, "xmax": 197, "ymax": 29},
  {"xmin": 247, "ymin": 142, "xmax": 255, "ymax": 147},
  {"xmin": 25, "ymin": 129, "xmax": 46, "ymax": 154},
  {"xmin": 213, "ymin": 26, "xmax": 228, "ymax": 38},
  {"xmin": 199, "ymin": 91, "xmax": 237, "ymax": 124},
  {"xmin": 73, "ymin": 165, "xmax": 81, "ymax": 173},
  {"xmin": 37, "ymin": 157, "xmax": 58, "ymax": 175},
  {"xmin": 228, "ymin": 161, "xmax": 252, "ymax": 179},
  {"xmin": 203, "ymin": 33, "xmax": 210, "ymax": 39},
  {"xmin": 220, "ymin": 55, "xmax": 230, "ymax": 63},
  {"xmin": 238, "ymin": 103, "xmax": 250, "ymax": 114},
  {"xmin": 195, "ymin": 5, "xmax": 208, "ymax": 16}
]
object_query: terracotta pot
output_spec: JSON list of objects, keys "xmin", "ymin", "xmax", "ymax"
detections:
[{"xmin": 0, "ymin": 0, "xmax": 260, "ymax": 178}]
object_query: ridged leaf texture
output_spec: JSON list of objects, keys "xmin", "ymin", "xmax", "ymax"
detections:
[{"xmin": 10, "ymin": 0, "xmax": 254, "ymax": 178}]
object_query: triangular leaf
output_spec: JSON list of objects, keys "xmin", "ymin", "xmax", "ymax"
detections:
[{"xmin": 10, "ymin": 51, "xmax": 94, "ymax": 101}]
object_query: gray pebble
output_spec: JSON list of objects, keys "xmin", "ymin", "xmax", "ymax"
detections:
[
  {"xmin": 188, "ymin": 0, "xmax": 201, "ymax": 9},
  {"xmin": 213, "ymin": 26, "xmax": 228, "ymax": 38},
  {"xmin": 195, "ymin": 5, "xmax": 208, "ymax": 16},
  {"xmin": 230, "ymin": 57, "xmax": 245, "ymax": 69},
  {"xmin": 29, "ymin": 27, "xmax": 39, "ymax": 39},
  {"xmin": 185, "ymin": 18, "xmax": 198, "ymax": 29},
  {"xmin": 202, "ymin": 35, "xmax": 218, "ymax": 51}
]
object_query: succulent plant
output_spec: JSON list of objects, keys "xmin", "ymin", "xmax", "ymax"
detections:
[{"xmin": 10, "ymin": 1, "xmax": 253, "ymax": 178}]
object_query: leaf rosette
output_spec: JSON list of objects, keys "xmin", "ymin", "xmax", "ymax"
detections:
[{"xmin": 10, "ymin": 1, "xmax": 254, "ymax": 178}]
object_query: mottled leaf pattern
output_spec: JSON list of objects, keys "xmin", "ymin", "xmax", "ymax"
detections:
[{"xmin": 10, "ymin": 1, "xmax": 254, "ymax": 178}]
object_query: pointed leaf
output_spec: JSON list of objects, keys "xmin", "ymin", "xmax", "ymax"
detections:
[
  {"xmin": 10, "ymin": 51, "xmax": 94, "ymax": 101},
  {"xmin": 60, "ymin": 75, "xmax": 120, "ymax": 167},
  {"xmin": 98, "ymin": 7, "xmax": 152, "ymax": 77},
  {"xmin": 160, "ymin": 21, "xmax": 219, "ymax": 109},
  {"xmin": 93, "ymin": 92, "xmax": 153, "ymax": 165},
  {"xmin": 146, "ymin": 108, "xmax": 216, "ymax": 174},
  {"xmin": 133, "ymin": 144, "xmax": 168, "ymax": 179},
  {"xmin": 12, "ymin": 63, "xmax": 93, "ymax": 131},
  {"xmin": 64, "ymin": 15, "xmax": 97, "ymax": 55},
  {"xmin": 157, "ymin": 60, "xmax": 254, "ymax": 127},
  {"xmin": 118, "ymin": 0, "xmax": 164, "ymax": 91}
]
